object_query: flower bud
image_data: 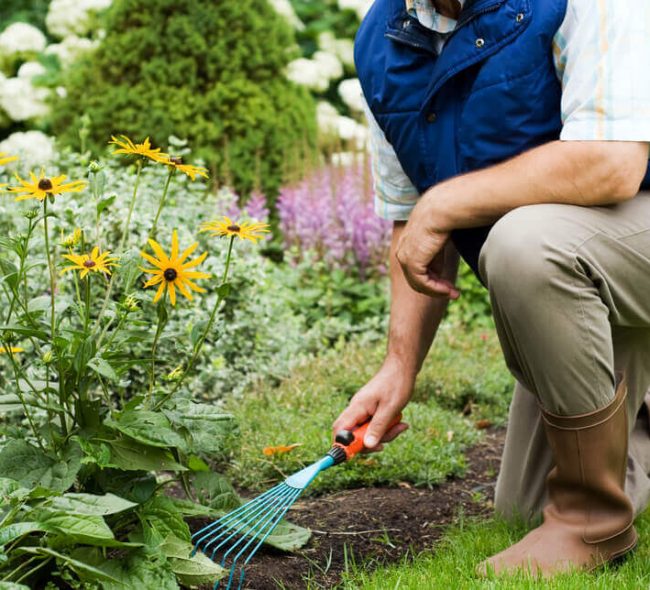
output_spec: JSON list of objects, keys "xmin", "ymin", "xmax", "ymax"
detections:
[
  {"xmin": 42, "ymin": 350, "xmax": 54, "ymax": 364},
  {"xmin": 165, "ymin": 366, "xmax": 184, "ymax": 381},
  {"xmin": 88, "ymin": 161, "xmax": 103, "ymax": 174},
  {"xmin": 24, "ymin": 207, "xmax": 39, "ymax": 220},
  {"xmin": 122, "ymin": 294, "xmax": 139, "ymax": 312}
]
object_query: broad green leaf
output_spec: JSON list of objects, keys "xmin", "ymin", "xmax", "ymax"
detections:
[
  {"xmin": 105, "ymin": 410, "xmax": 186, "ymax": 450},
  {"xmin": 138, "ymin": 496, "xmax": 190, "ymax": 543},
  {"xmin": 160, "ymin": 535, "xmax": 227, "ymax": 587},
  {"xmin": 0, "ymin": 440, "xmax": 82, "ymax": 492},
  {"xmin": 88, "ymin": 357, "xmax": 119, "ymax": 381},
  {"xmin": 109, "ymin": 438, "xmax": 186, "ymax": 472},
  {"xmin": 73, "ymin": 337, "xmax": 96, "ymax": 375},
  {"xmin": 216, "ymin": 282, "xmax": 231, "ymax": 298},
  {"xmin": 191, "ymin": 472, "xmax": 240, "ymax": 512},
  {"xmin": 0, "ymin": 522, "xmax": 43, "ymax": 547},
  {"xmin": 0, "ymin": 393, "xmax": 42, "ymax": 413},
  {"xmin": 264, "ymin": 519, "xmax": 312, "ymax": 552},
  {"xmin": 37, "ymin": 511, "xmax": 116, "ymax": 546},
  {"xmin": 93, "ymin": 470, "xmax": 156, "ymax": 505},
  {"xmin": 16, "ymin": 546, "xmax": 120, "ymax": 583},
  {"xmin": 168, "ymin": 498, "xmax": 221, "ymax": 519},
  {"xmin": 46, "ymin": 493, "xmax": 137, "ymax": 516},
  {"xmin": 27, "ymin": 295, "xmax": 52, "ymax": 313},
  {"xmin": 164, "ymin": 400, "xmax": 235, "ymax": 455},
  {"xmin": 98, "ymin": 552, "xmax": 179, "ymax": 590},
  {"xmin": 0, "ymin": 324, "xmax": 48, "ymax": 340},
  {"xmin": 0, "ymin": 583, "xmax": 30, "ymax": 589}
]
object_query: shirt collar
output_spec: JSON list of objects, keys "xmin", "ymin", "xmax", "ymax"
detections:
[{"xmin": 405, "ymin": 0, "xmax": 465, "ymax": 34}]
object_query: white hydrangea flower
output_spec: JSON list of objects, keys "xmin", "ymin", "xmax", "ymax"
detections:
[
  {"xmin": 0, "ymin": 23, "xmax": 47, "ymax": 56},
  {"xmin": 268, "ymin": 0, "xmax": 305, "ymax": 31},
  {"xmin": 316, "ymin": 101, "xmax": 340, "ymax": 135},
  {"xmin": 0, "ymin": 77, "xmax": 50, "ymax": 121},
  {"xmin": 287, "ymin": 58, "xmax": 330, "ymax": 92},
  {"xmin": 337, "ymin": 0, "xmax": 373, "ymax": 20},
  {"xmin": 45, "ymin": 36, "xmax": 98, "ymax": 68},
  {"xmin": 338, "ymin": 78, "xmax": 364, "ymax": 113},
  {"xmin": 331, "ymin": 151, "xmax": 365, "ymax": 166},
  {"xmin": 17, "ymin": 61, "xmax": 47, "ymax": 79},
  {"xmin": 0, "ymin": 131, "xmax": 56, "ymax": 169},
  {"xmin": 312, "ymin": 51, "xmax": 343, "ymax": 81},
  {"xmin": 336, "ymin": 115, "xmax": 368, "ymax": 148},
  {"xmin": 46, "ymin": 0, "xmax": 113, "ymax": 38},
  {"xmin": 318, "ymin": 32, "xmax": 354, "ymax": 68}
]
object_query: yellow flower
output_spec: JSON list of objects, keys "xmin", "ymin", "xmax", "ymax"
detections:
[
  {"xmin": 8, "ymin": 171, "xmax": 87, "ymax": 202},
  {"xmin": 62, "ymin": 247, "xmax": 118, "ymax": 279},
  {"xmin": 109, "ymin": 135, "xmax": 168, "ymax": 163},
  {"xmin": 161, "ymin": 156, "xmax": 209, "ymax": 181},
  {"xmin": 0, "ymin": 346, "xmax": 24, "ymax": 354},
  {"xmin": 199, "ymin": 216, "xmax": 270, "ymax": 243},
  {"xmin": 60, "ymin": 228, "xmax": 83, "ymax": 248},
  {"xmin": 0, "ymin": 152, "xmax": 18, "ymax": 166},
  {"xmin": 140, "ymin": 229, "xmax": 211, "ymax": 306}
]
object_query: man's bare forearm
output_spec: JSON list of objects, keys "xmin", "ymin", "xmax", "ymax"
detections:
[
  {"xmin": 421, "ymin": 140, "xmax": 649, "ymax": 232},
  {"xmin": 385, "ymin": 222, "xmax": 459, "ymax": 377}
]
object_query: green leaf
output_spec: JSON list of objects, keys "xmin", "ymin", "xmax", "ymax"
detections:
[
  {"xmin": 264, "ymin": 519, "xmax": 312, "ymax": 552},
  {"xmin": 216, "ymin": 282, "xmax": 231, "ymax": 299},
  {"xmin": 160, "ymin": 535, "xmax": 227, "ymax": 587},
  {"xmin": 0, "ymin": 583, "xmax": 31, "ymax": 589},
  {"xmin": 73, "ymin": 336, "xmax": 97, "ymax": 375},
  {"xmin": 95, "ymin": 552, "xmax": 179, "ymax": 590},
  {"xmin": 96, "ymin": 195, "xmax": 115, "ymax": 217},
  {"xmin": 105, "ymin": 438, "xmax": 186, "ymax": 472},
  {"xmin": 191, "ymin": 472, "xmax": 240, "ymax": 512},
  {"xmin": 0, "ymin": 440, "xmax": 82, "ymax": 492},
  {"xmin": 93, "ymin": 470, "xmax": 156, "ymax": 505},
  {"xmin": 164, "ymin": 400, "xmax": 235, "ymax": 455},
  {"xmin": 0, "ymin": 522, "xmax": 43, "ymax": 547},
  {"xmin": 138, "ymin": 496, "xmax": 190, "ymax": 543},
  {"xmin": 37, "ymin": 511, "xmax": 116, "ymax": 546},
  {"xmin": 105, "ymin": 410, "xmax": 186, "ymax": 450},
  {"xmin": 167, "ymin": 498, "xmax": 221, "ymax": 519},
  {"xmin": 46, "ymin": 493, "xmax": 137, "ymax": 516},
  {"xmin": 16, "ymin": 546, "xmax": 120, "ymax": 583},
  {"xmin": 88, "ymin": 357, "xmax": 119, "ymax": 381}
]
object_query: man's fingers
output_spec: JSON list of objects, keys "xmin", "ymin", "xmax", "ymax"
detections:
[
  {"xmin": 381, "ymin": 422, "xmax": 409, "ymax": 443},
  {"xmin": 364, "ymin": 406, "xmax": 400, "ymax": 449},
  {"xmin": 332, "ymin": 403, "xmax": 371, "ymax": 438},
  {"xmin": 403, "ymin": 266, "xmax": 458, "ymax": 298}
]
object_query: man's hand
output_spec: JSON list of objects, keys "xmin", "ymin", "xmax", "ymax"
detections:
[
  {"xmin": 396, "ymin": 206, "xmax": 460, "ymax": 297},
  {"xmin": 332, "ymin": 359, "xmax": 411, "ymax": 451}
]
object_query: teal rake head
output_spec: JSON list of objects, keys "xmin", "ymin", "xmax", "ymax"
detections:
[
  {"xmin": 191, "ymin": 455, "xmax": 335, "ymax": 590},
  {"xmin": 191, "ymin": 415, "xmax": 402, "ymax": 589}
]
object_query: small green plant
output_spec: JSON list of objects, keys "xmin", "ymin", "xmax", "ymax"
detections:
[{"xmin": 0, "ymin": 139, "xmax": 308, "ymax": 588}]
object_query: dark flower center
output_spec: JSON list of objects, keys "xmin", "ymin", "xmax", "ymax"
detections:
[
  {"xmin": 169, "ymin": 156, "xmax": 183, "ymax": 165},
  {"xmin": 227, "ymin": 225, "xmax": 241, "ymax": 233},
  {"xmin": 38, "ymin": 178, "xmax": 53, "ymax": 191},
  {"xmin": 164, "ymin": 268, "xmax": 178, "ymax": 282},
  {"xmin": 83, "ymin": 260, "xmax": 96, "ymax": 268}
]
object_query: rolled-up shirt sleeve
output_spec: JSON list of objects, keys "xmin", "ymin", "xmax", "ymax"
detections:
[
  {"xmin": 557, "ymin": 0, "xmax": 650, "ymax": 142},
  {"xmin": 361, "ymin": 97, "xmax": 421, "ymax": 220}
]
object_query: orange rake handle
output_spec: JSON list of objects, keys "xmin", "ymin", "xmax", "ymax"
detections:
[{"xmin": 328, "ymin": 413, "xmax": 403, "ymax": 464}]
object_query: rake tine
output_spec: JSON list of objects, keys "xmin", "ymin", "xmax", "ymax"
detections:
[
  {"xmin": 192, "ymin": 485, "xmax": 284, "ymax": 553},
  {"xmin": 224, "ymin": 487, "xmax": 303, "ymax": 590},
  {"xmin": 203, "ymin": 485, "xmax": 296, "ymax": 563},
  {"xmin": 233, "ymin": 487, "xmax": 304, "ymax": 590}
]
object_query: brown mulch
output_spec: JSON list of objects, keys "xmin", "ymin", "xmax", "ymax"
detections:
[{"xmin": 194, "ymin": 429, "xmax": 505, "ymax": 590}]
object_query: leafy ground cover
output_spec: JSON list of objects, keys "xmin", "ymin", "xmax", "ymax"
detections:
[{"xmin": 224, "ymin": 322, "xmax": 512, "ymax": 494}]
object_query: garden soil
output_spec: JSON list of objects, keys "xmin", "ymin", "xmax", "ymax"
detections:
[{"xmin": 193, "ymin": 429, "xmax": 504, "ymax": 590}]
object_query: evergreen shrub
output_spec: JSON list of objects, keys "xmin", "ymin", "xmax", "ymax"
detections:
[{"xmin": 51, "ymin": 0, "xmax": 316, "ymax": 198}]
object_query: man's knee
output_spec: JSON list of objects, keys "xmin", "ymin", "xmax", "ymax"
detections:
[{"xmin": 478, "ymin": 204, "xmax": 579, "ymax": 295}]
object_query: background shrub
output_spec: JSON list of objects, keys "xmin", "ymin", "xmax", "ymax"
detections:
[
  {"xmin": 50, "ymin": 0, "xmax": 317, "ymax": 198},
  {"xmin": 0, "ymin": 0, "xmax": 50, "ymax": 31}
]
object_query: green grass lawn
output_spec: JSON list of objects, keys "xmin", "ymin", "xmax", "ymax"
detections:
[
  {"xmin": 224, "ymin": 321, "xmax": 512, "ymax": 493},
  {"xmin": 340, "ymin": 510, "xmax": 650, "ymax": 589}
]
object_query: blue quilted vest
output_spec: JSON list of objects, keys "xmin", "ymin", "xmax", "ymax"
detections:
[{"xmin": 356, "ymin": 0, "xmax": 650, "ymax": 276}]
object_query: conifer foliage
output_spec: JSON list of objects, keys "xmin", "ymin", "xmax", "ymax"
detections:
[{"xmin": 51, "ymin": 0, "xmax": 316, "ymax": 196}]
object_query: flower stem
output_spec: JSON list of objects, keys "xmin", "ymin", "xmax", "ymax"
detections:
[
  {"xmin": 155, "ymin": 236, "xmax": 235, "ymax": 409},
  {"xmin": 6, "ymin": 217, "xmax": 34, "ymax": 325},
  {"xmin": 150, "ymin": 167, "xmax": 175, "ymax": 240},
  {"xmin": 148, "ymin": 297, "xmax": 167, "ymax": 407},
  {"xmin": 84, "ymin": 275, "xmax": 91, "ymax": 332},
  {"xmin": 93, "ymin": 159, "xmax": 143, "ymax": 333},
  {"xmin": 43, "ymin": 200, "xmax": 56, "ymax": 340}
]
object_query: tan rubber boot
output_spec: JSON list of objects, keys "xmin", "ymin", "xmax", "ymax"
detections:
[{"xmin": 478, "ymin": 380, "xmax": 638, "ymax": 577}]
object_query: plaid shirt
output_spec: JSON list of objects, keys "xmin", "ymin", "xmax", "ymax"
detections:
[{"xmin": 366, "ymin": 0, "xmax": 650, "ymax": 221}]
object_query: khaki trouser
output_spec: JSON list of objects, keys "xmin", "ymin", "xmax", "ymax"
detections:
[{"xmin": 477, "ymin": 194, "xmax": 650, "ymax": 522}]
